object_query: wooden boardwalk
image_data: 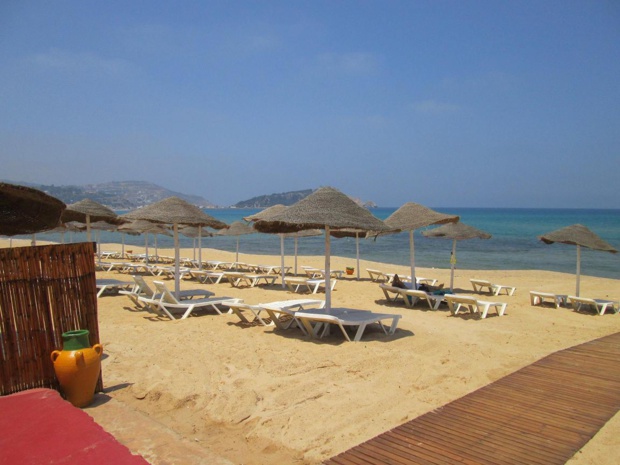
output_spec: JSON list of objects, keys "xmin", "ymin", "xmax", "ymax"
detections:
[{"xmin": 324, "ymin": 332, "xmax": 620, "ymax": 465}]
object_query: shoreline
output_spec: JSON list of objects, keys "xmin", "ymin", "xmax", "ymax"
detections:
[{"xmin": 2, "ymin": 239, "xmax": 620, "ymax": 464}]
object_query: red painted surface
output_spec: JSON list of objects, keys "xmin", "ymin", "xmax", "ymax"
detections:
[{"xmin": 0, "ymin": 388, "xmax": 149, "ymax": 464}]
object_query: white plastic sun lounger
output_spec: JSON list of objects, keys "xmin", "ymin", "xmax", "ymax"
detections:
[
  {"xmin": 284, "ymin": 277, "xmax": 337, "ymax": 294},
  {"xmin": 260, "ymin": 299, "xmax": 326, "ymax": 331},
  {"xmin": 366, "ymin": 269, "xmax": 391, "ymax": 282},
  {"xmin": 95, "ymin": 279, "xmax": 134, "ymax": 298},
  {"xmin": 222, "ymin": 272, "xmax": 277, "ymax": 288},
  {"xmin": 567, "ymin": 296, "xmax": 619, "ymax": 315},
  {"xmin": 294, "ymin": 308, "xmax": 401, "ymax": 342},
  {"xmin": 122, "ymin": 275, "xmax": 214, "ymax": 308},
  {"xmin": 379, "ymin": 284, "xmax": 444, "ymax": 310},
  {"xmin": 529, "ymin": 291, "xmax": 567, "ymax": 308},
  {"xmin": 470, "ymin": 279, "xmax": 516, "ymax": 296},
  {"xmin": 445, "ymin": 294, "xmax": 507, "ymax": 319},
  {"xmin": 226, "ymin": 299, "xmax": 325, "ymax": 327},
  {"xmin": 150, "ymin": 281, "xmax": 242, "ymax": 320}
]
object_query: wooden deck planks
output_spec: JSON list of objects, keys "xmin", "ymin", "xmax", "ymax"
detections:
[{"xmin": 324, "ymin": 332, "xmax": 620, "ymax": 465}]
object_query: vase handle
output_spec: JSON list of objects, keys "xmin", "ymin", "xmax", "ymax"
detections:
[
  {"xmin": 93, "ymin": 344, "xmax": 103, "ymax": 357},
  {"xmin": 51, "ymin": 350, "xmax": 60, "ymax": 363}
]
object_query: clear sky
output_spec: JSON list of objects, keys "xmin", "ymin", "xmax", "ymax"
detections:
[{"xmin": 1, "ymin": 1, "xmax": 619, "ymax": 208}]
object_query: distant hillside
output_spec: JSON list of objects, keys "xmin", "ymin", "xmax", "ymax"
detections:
[
  {"xmin": 5, "ymin": 180, "xmax": 216, "ymax": 210},
  {"xmin": 233, "ymin": 189, "xmax": 314, "ymax": 208},
  {"xmin": 232, "ymin": 188, "xmax": 377, "ymax": 209}
]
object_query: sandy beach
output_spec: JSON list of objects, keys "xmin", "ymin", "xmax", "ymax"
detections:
[{"xmin": 4, "ymin": 239, "xmax": 620, "ymax": 464}]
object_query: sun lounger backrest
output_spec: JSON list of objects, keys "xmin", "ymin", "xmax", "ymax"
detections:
[
  {"xmin": 133, "ymin": 275, "xmax": 155, "ymax": 297},
  {"xmin": 152, "ymin": 281, "xmax": 180, "ymax": 304}
]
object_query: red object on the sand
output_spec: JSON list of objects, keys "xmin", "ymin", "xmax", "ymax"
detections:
[{"xmin": 0, "ymin": 388, "xmax": 148, "ymax": 465}]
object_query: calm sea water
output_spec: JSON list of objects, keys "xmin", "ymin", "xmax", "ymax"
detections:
[{"xmin": 33, "ymin": 208, "xmax": 620, "ymax": 279}]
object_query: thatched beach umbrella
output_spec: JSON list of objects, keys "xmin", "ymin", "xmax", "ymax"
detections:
[
  {"xmin": 62, "ymin": 199, "xmax": 122, "ymax": 242},
  {"xmin": 380, "ymin": 202, "xmax": 459, "ymax": 286},
  {"xmin": 179, "ymin": 226, "xmax": 213, "ymax": 267},
  {"xmin": 330, "ymin": 229, "xmax": 365, "ymax": 280},
  {"xmin": 215, "ymin": 221, "xmax": 257, "ymax": 266},
  {"xmin": 423, "ymin": 222, "xmax": 492, "ymax": 291},
  {"xmin": 122, "ymin": 197, "xmax": 227, "ymax": 297},
  {"xmin": 0, "ymin": 182, "xmax": 66, "ymax": 236},
  {"xmin": 118, "ymin": 220, "xmax": 171, "ymax": 264},
  {"xmin": 245, "ymin": 205, "xmax": 289, "ymax": 286},
  {"xmin": 538, "ymin": 224, "xmax": 617, "ymax": 296},
  {"xmin": 284, "ymin": 229, "xmax": 324, "ymax": 276},
  {"xmin": 254, "ymin": 187, "xmax": 393, "ymax": 310}
]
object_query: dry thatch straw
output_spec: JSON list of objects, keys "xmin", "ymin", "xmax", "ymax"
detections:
[
  {"xmin": 122, "ymin": 197, "xmax": 226, "ymax": 229},
  {"xmin": 243, "ymin": 204, "xmax": 288, "ymax": 222},
  {"xmin": 422, "ymin": 221, "xmax": 492, "ymax": 241},
  {"xmin": 539, "ymin": 224, "xmax": 617, "ymax": 253},
  {"xmin": 0, "ymin": 182, "xmax": 66, "ymax": 236},
  {"xmin": 253, "ymin": 187, "xmax": 391, "ymax": 235},
  {"xmin": 383, "ymin": 202, "xmax": 459, "ymax": 232},
  {"xmin": 215, "ymin": 221, "xmax": 257, "ymax": 237},
  {"xmin": 61, "ymin": 199, "xmax": 122, "ymax": 224}
]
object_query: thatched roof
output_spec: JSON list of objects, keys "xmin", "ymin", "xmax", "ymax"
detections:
[
  {"xmin": 122, "ymin": 197, "xmax": 227, "ymax": 230},
  {"xmin": 243, "ymin": 205, "xmax": 288, "ymax": 222},
  {"xmin": 384, "ymin": 202, "xmax": 459, "ymax": 231},
  {"xmin": 62, "ymin": 198, "xmax": 123, "ymax": 225},
  {"xmin": 178, "ymin": 226, "xmax": 213, "ymax": 238},
  {"xmin": 0, "ymin": 182, "xmax": 66, "ymax": 236},
  {"xmin": 118, "ymin": 219, "xmax": 172, "ymax": 236},
  {"xmin": 422, "ymin": 222, "xmax": 492, "ymax": 241},
  {"xmin": 215, "ymin": 221, "xmax": 257, "ymax": 236},
  {"xmin": 539, "ymin": 224, "xmax": 617, "ymax": 253},
  {"xmin": 253, "ymin": 187, "xmax": 391, "ymax": 234}
]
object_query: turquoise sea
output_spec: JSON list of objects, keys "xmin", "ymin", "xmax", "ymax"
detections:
[{"xmin": 33, "ymin": 208, "xmax": 620, "ymax": 280}]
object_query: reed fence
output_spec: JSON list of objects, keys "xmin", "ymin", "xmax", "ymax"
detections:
[{"xmin": 0, "ymin": 242, "xmax": 102, "ymax": 395}]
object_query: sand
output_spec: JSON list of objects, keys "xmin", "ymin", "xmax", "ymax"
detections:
[{"xmin": 4, "ymin": 239, "xmax": 620, "ymax": 464}]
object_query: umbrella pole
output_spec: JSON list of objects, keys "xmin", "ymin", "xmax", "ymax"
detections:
[
  {"xmin": 155, "ymin": 235, "xmax": 159, "ymax": 262},
  {"xmin": 31, "ymin": 234, "xmax": 36, "ymax": 247},
  {"xmin": 450, "ymin": 239, "xmax": 457, "ymax": 292},
  {"xmin": 294, "ymin": 237, "xmax": 298, "ymax": 275},
  {"xmin": 280, "ymin": 235, "xmax": 285, "ymax": 288},
  {"xmin": 198, "ymin": 227, "xmax": 203, "ymax": 270},
  {"xmin": 236, "ymin": 237, "xmax": 240, "ymax": 267},
  {"xmin": 86, "ymin": 214, "xmax": 92, "ymax": 242},
  {"xmin": 576, "ymin": 245, "xmax": 581, "ymax": 297},
  {"xmin": 144, "ymin": 234, "xmax": 149, "ymax": 265},
  {"xmin": 121, "ymin": 233, "xmax": 125, "ymax": 258},
  {"xmin": 96, "ymin": 230, "xmax": 101, "ymax": 263},
  {"xmin": 174, "ymin": 224, "xmax": 180, "ymax": 299},
  {"xmin": 409, "ymin": 230, "xmax": 416, "ymax": 287},
  {"xmin": 325, "ymin": 225, "xmax": 331, "ymax": 311},
  {"xmin": 356, "ymin": 233, "xmax": 360, "ymax": 281}
]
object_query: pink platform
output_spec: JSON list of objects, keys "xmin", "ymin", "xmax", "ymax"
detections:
[{"xmin": 0, "ymin": 389, "xmax": 148, "ymax": 464}]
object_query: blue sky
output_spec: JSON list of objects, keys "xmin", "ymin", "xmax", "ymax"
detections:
[{"xmin": 1, "ymin": 1, "xmax": 619, "ymax": 208}]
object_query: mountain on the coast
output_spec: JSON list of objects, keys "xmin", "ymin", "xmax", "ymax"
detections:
[
  {"xmin": 5, "ymin": 180, "xmax": 216, "ymax": 210},
  {"xmin": 232, "ymin": 188, "xmax": 377, "ymax": 209},
  {"xmin": 232, "ymin": 189, "xmax": 314, "ymax": 208}
]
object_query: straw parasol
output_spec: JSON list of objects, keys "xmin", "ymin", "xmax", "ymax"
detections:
[
  {"xmin": 244, "ymin": 205, "xmax": 289, "ymax": 286},
  {"xmin": 0, "ymin": 182, "xmax": 66, "ymax": 236},
  {"xmin": 284, "ymin": 229, "xmax": 324, "ymax": 276},
  {"xmin": 179, "ymin": 226, "xmax": 213, "ymax": 267},
  {"xmin": 329, "ymin": 229, "xmax": 365, "ymax": 280},
  {"xmin": 254, "ymin": 186, "xmax": 393, "ymax": 310},
  {"xmin": 423, "ymin": 222, "xmax": 492, "ymax": 291},
  {"xmin": 118, "ymin": 220, "xmax": 172, "ymax": 264},
  {"xmin": 538, "ymin": 224, "xmax": 617, "ymax": 296},
  {"xmin": 122, "ymin": 197, "xmax": 227, "ymax": 297},
  {"xmin": 62, "ymin": 199, "xmax": 123, "ymax": 242},
  {"xmin": 215, "ymin": 221, "xmax": 257, "ymax": 266},
  {"xmin": 380, "ymin": 202, "xmax": 459, "ymax": 285}
]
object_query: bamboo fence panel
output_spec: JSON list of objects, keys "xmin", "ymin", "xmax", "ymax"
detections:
[{"xmin": 0, "ymin": 242, "xmax": 102, "ymax": 396}]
